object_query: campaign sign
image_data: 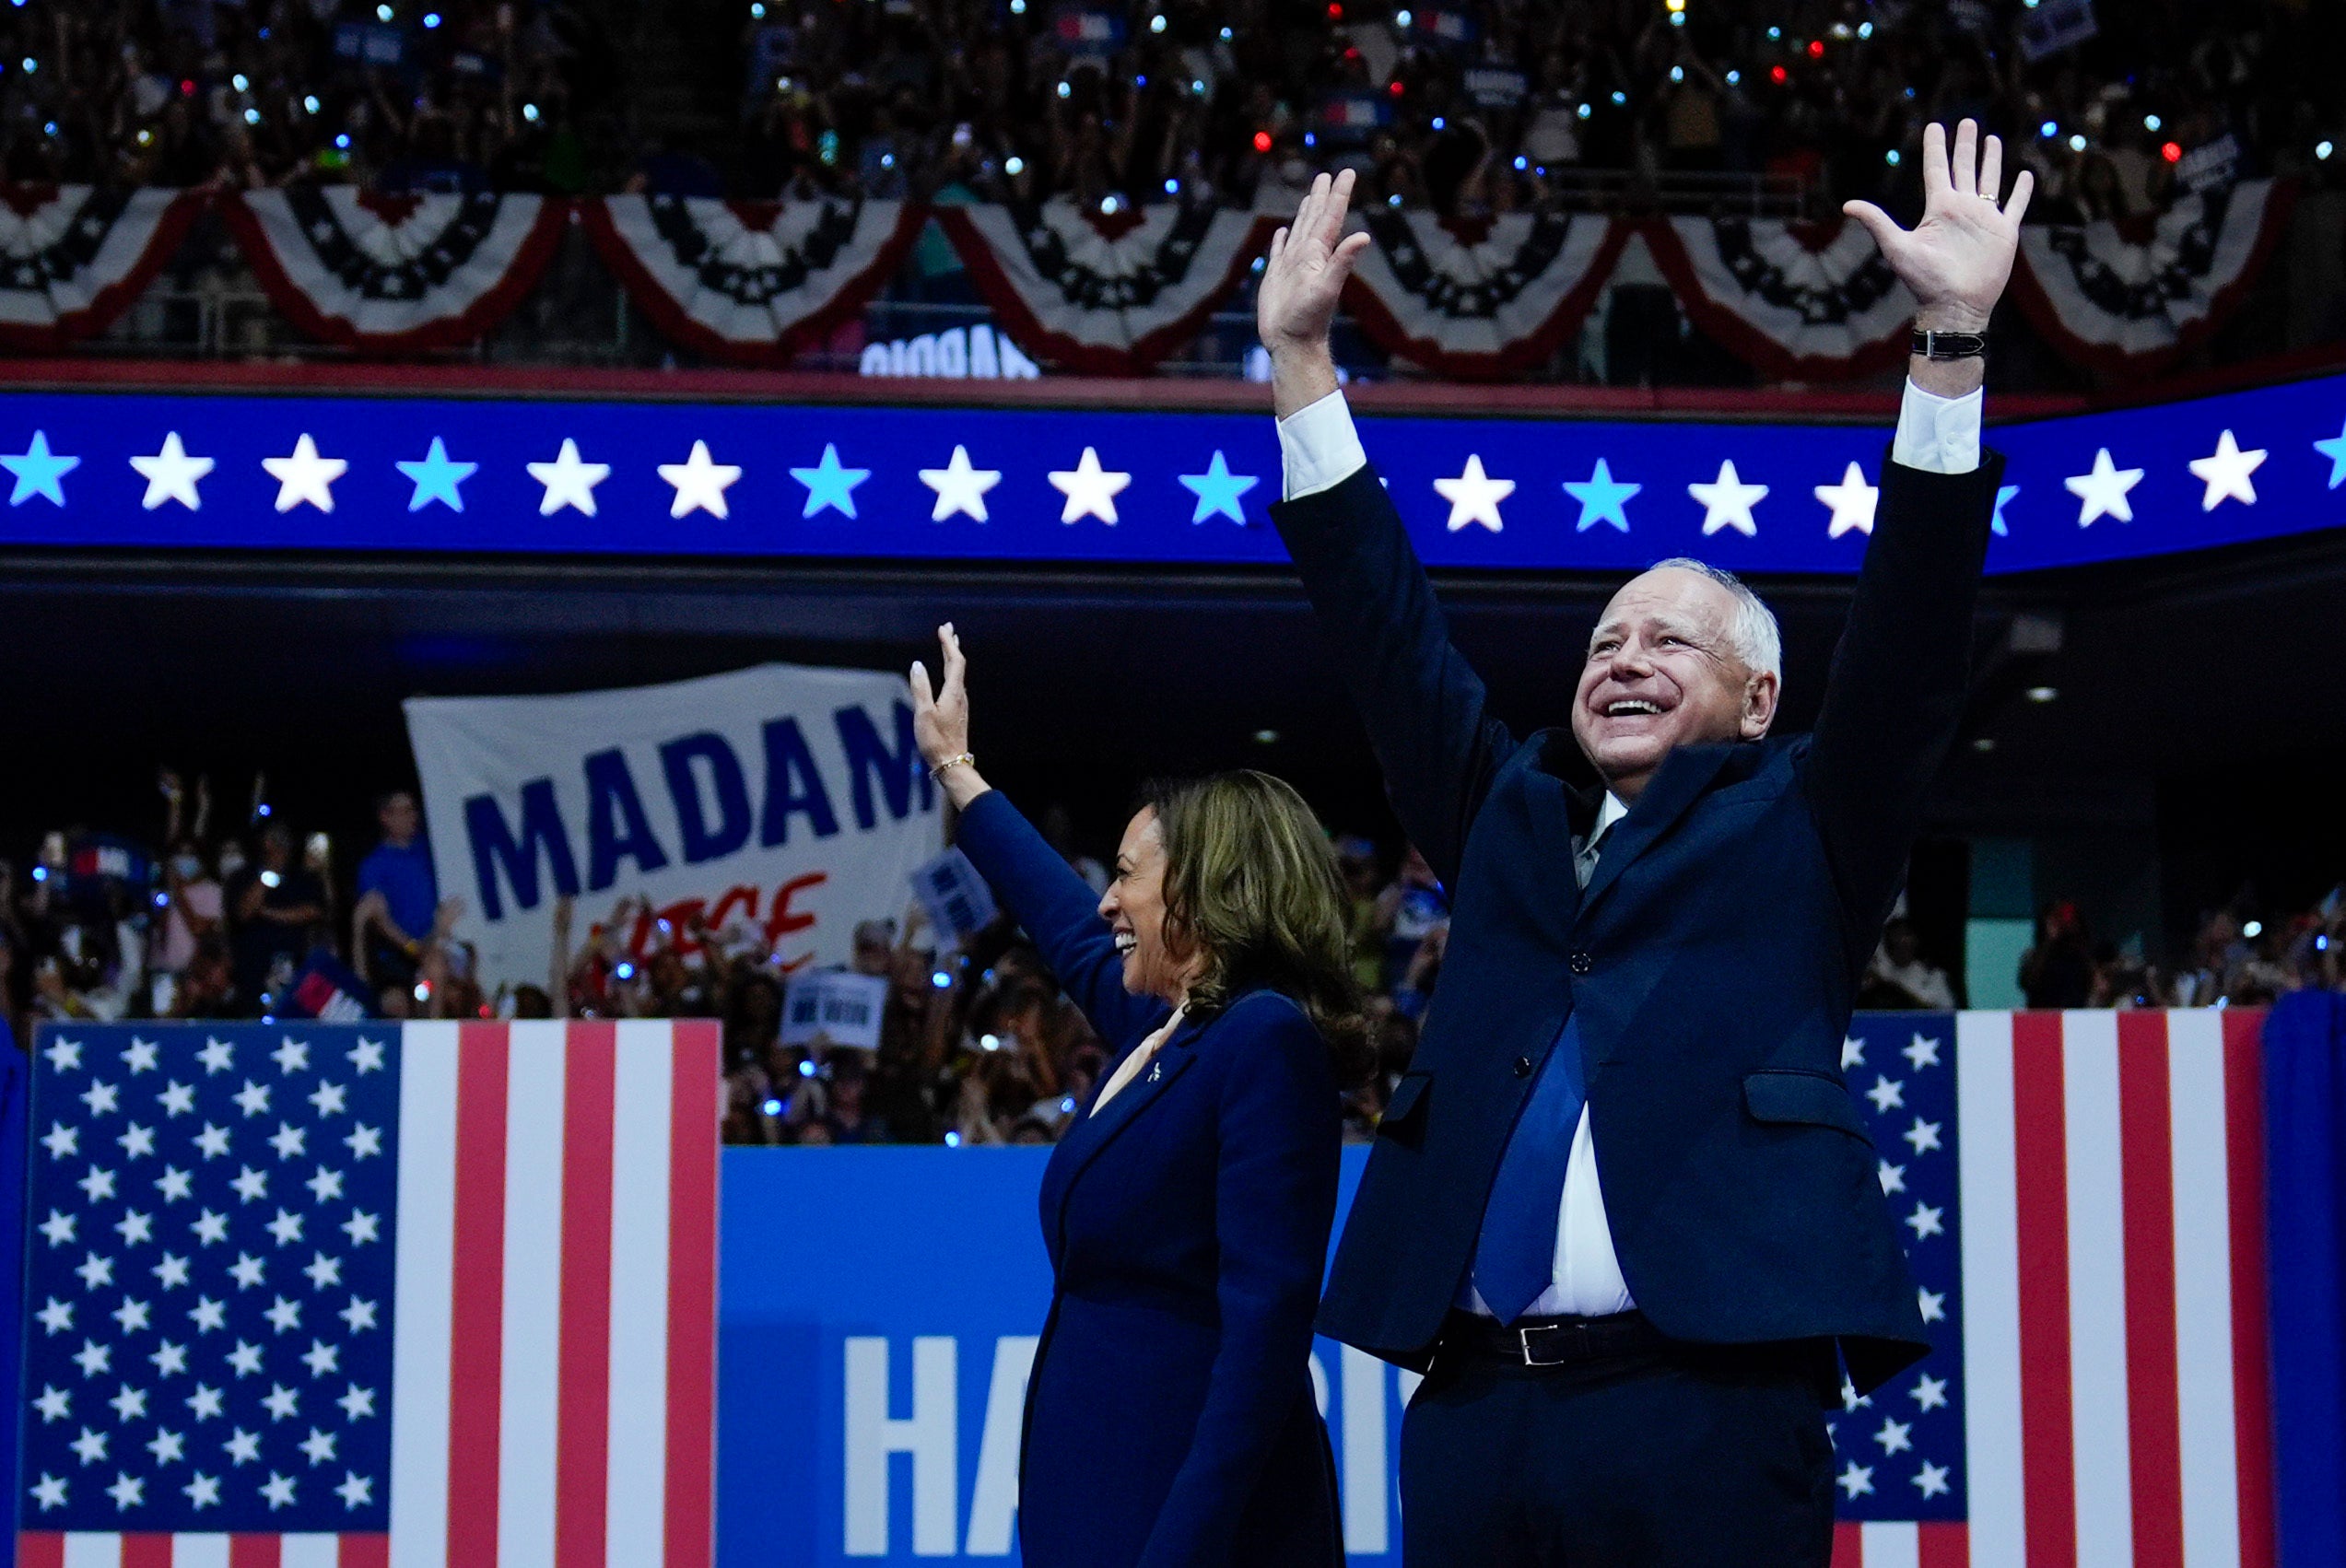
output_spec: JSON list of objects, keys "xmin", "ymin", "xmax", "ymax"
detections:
[
  {"xmin": 1050, "ymin": 4, "xmax": 1122, "ymax": 54},
  {"xmin": 910, "ymin": 848, "xmax": 1000, "ymax": 951},
  {"xmin": 405, "ymin": 662, "xmax": 943, "ymax": 991},
  {"xmin": 1319, "ymin": 92, "xmax": 1394, "ymax": 142},
  {"xmin": 2017, "ymin": 0, "xmax": 2097, "ymax": 60},
  {"xmin": 1462, "ymin": 66, "xmax": 1529, "ymax": 109},
  {"xmin": 784, "ymin": 970, "xmax": 891, "ymax": 1050},
  {"xmin": 716, "ymin": 1147, "xmax": 1412, "ymax": 1565}
]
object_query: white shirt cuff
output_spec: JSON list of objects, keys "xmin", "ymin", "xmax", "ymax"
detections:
[
  {"xmin": 1276, "ymin": 389, "xmax": 1369, "ymax": 499},
  {"xmin": 1890, "ymin": 380, "xmax": 1983, "ymax": 475}
]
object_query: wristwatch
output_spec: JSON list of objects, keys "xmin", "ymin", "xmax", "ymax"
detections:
[{"xmin": 1911, "ymin": 328, "xmax": 1988, "ymax": 360}]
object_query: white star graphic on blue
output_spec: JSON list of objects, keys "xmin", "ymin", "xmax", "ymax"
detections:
[
  {"xmin": 1177, "ymin": 451, "xmax": 1259, "ymax": 524},
  {"xmin": 789, "ymin": 443, "xmax": 870, "ymax": 519},
  {"xmin": 1562, "ymin": 458, "xmax": 1639, "ymax": 532},
  {"xmin": 2315, "ymin": 421, "xmax": 2346, "ymax": 490},
  {"xmin": 2, "ymin": 430, "xmax": 78, "ymax": 506},
  {"xmin": 1992, "ymin": 484, "xmax": 2019, "ymax": 537},
  {"xmin": 393, "ymin": 438, "xmax": 476, "ymax": 512}
]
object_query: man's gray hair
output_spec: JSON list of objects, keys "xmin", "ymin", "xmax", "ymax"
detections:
[{"xmin": 1648, "ymin": 556, "xmax": 1782, "ymax": 678}]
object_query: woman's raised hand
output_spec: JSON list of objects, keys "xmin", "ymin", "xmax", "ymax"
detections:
[{"xmin": 910, "ymin": 623, "xmax": 991, "ymax": 808}]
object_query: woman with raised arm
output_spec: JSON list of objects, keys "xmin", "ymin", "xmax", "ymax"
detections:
[{"xmin": 909, "ymin": 623, "xmax": 1358, "ymax": 1568}]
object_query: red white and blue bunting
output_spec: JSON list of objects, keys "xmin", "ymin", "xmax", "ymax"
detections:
[
  {"xmin": 584, "ymin": 194, "xmax": 922, "ymax": 366},
  {"xmin": 1340, "ymin": 209, "xmax": 1628, "ymax": 380},
  {"xmin": 0, "ymin": 185, "xmax": 2309, "ymax": 382},
  {"xmin": 934, "ymin": 198, "xmax": 1276, "ymax": 377},
  {"xmin": 221, "ymin": 188, "xmax": 567, "ymax": 354},
  {"xmin": 1644, "ymin": 215, "xmax": 1917, "ymax": 381},
  {"xmin": 0, "ymin": 185, "xmax": 202, "ymax": 352},
  {"xmin": 2010, "ymin": 179, "xmax": 2296, "ymax": 377}
]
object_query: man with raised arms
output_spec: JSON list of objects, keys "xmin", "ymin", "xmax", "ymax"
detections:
[{"xmin": 1257, "ymin": 123, "xmax": 2027, "ymax": 1564}]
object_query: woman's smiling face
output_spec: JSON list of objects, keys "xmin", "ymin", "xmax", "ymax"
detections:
[{"xmin": 1097, "ymin": 807, "xmax": 1194, "ymax": 1001}]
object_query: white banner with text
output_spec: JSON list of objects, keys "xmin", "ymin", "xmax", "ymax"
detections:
[{"xmin": 405, "ymin": 662, "xmax": 943, "ymax": 991}]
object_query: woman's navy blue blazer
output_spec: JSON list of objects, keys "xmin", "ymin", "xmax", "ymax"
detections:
[{"xmin": 956, "ymin": 789, "xmax": 1344, "ymax": 1568}]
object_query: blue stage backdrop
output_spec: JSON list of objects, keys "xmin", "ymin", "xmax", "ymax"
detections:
[
  {"xmin": 0, "ymin": 372, "xmax": 2341, "ymax": 573},
  {"xmin": 718, "ymin": 1146, "xmax": 1402, "ymax": 1566}
]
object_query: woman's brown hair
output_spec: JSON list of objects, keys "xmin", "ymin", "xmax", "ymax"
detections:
[{"xmin": 1139, "ymin": 770, "xmax": 1374, "ymax": 1086}]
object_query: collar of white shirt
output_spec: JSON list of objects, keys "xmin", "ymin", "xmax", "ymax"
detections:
[{"xmin": 1583, "ymin": 790, "xmax": 1630, "ymax": 857}]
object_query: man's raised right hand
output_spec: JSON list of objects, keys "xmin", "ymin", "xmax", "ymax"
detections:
[{"xmin": 1256, "ymin": 170, "xmax": 1372, "ymax": 415}]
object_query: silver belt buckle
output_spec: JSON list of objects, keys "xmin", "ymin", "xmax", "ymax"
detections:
[{"xmin": 1517, "ymin": 1324, "xmax": 1575, "ymax": 1367}]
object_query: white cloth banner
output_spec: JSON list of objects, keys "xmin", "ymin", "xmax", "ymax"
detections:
[{"xmin": 404, "ymin": 662, "xmax": 943, "ymax": 991}]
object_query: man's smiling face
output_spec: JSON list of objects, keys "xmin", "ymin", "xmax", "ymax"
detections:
[{"xmin": 1571, "ymin": 567, "xmax": 1780, "ymax": 800}]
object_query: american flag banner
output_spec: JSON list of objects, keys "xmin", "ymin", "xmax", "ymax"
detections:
[
  {"xmin": 16, "ymin": 1021, "xmax": 719, "ymax": 1568},
  {"xmin": 1829, "ymin": 1010, "xmax": 2276, "ymax": 1568}
]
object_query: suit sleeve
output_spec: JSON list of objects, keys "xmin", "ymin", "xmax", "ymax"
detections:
[
  {"xmin": 953, "ymin": 789, "xmax": 1162, "ymax": 1047},
  {"xmin": 1270, "ymin": 463, "xmax": 1516, "ymax": 889},
  {"xmin": 1137, "ymin": 1000, "xmax": 1340, "ymax": 1568},
  {"xmin": 1802, "ymin": 447, "xmax": 2004, "ymax": 974}
]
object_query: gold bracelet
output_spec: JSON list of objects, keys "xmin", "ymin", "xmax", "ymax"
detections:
[{"xmin": 929, "ymin": 752, "xmax": 976, "ymax": 782}]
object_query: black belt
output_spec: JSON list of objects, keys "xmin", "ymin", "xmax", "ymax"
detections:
[{"xmin": 1439, "ymin": 1308, "xmax": 1671, "ymax": 1369}]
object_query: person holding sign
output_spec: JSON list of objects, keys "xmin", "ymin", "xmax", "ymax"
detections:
[{"xmin": 909, "ymin": 623, "xmax": 1364, "ymax": 1568}]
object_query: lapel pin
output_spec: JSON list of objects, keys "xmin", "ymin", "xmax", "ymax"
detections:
[{"xmin": 1148, "ymin": 1061, "xmax": 1162, "ymax": 1082}]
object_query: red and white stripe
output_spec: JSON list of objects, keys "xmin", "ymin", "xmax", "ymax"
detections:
[
  {"xmin": 1831, "ymin": 1521, "xmax": 1971, "ymax": 1566},
  {"xmin": 1924, "ymin": 1009, "xmax": 2275, "ymax": 1567},
  {"xmin": 21, "ymin": 1021, "xmax": 720, "ymax": 1568},
  {"xmin": 17, "ymin": 1533, "xmax": 388, "ymax": 1566}
]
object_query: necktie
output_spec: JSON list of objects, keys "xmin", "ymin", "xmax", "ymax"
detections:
[
  {"xmin": 1574, "ymin": 813, "xmax": 1610, "ymax": 890},
  {"xmin": 1472, "ymin": 813, "xmax": 1608, "ymax": 1323},
  {"xmin": 1471, "ymin": 1013, "xmax": 1588, "ymax": 1325}
]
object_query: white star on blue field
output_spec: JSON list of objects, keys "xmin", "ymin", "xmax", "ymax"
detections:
[
  {"xmin": 1563, "ymin": 458, "xmax": 1639, "ymax": 532},
  {"xmin": 394, "ymin": 437, "xmax": 477, "ymax": 512},
  {"xmin": 790, "ymin": 443, "xmax": 871, "ymax": 518},
  {"xmin": 1178, "ymin": 451, "xmax": 1259, "ymax": 523},
  {"xmin": 2, "ymin": 429, "xmax": 77, "ymax": 506}
]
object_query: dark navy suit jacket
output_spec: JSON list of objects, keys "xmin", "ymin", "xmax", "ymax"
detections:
[
  {"xmin": 1273, "ymin": 450, "xmax": 2001, "ymax": 1394},
  {"xmin": 955, "ymin": 789, "xmax": 1343, "ymax": 1568}
]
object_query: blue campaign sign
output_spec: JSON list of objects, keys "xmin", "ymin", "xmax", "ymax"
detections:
[
  {"xmin": 0, "ymin": 372, "xmax": 2341, "ymax": 575},
  {"xmin": 717, "ymin": 1146, "xmax": 1407, "ymax": 1565}
]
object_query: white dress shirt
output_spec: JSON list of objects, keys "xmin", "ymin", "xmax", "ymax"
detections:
[
  {"xmin": 1277, "ymin": 378, "xmax": 1983, "ymax": 500},
  {"xmin": 1275, "ymin": 377, "xmax": 1983, "ymax": 1318}
]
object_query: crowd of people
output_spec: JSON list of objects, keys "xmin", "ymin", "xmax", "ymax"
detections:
[
  {"xmin": 2007, "ymin": 896, "xmax": 2345, "ymax": 1012},
  {"xmin": 0, "ymin": 0, "xmax": 619, "ymax": 193},
  {"xmin": 3, "ymin": 766, "xmax": 2341, "ymax": 1148},
  {"xmin": 707, "ymin": 0, "xmax": 2340, "ymax": 221},
  {"xmin": 0, "ymin": 0, "xmax": 2332, "ymax": 216}
]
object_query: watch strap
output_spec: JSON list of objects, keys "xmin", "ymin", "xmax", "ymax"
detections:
[{"xmin": 1911, "ymin": 328, "xmax": 1989, "ymax": 360}]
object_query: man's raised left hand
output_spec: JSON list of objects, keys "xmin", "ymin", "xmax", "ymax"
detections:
[{"xmin": 1844, "ymin": 118, "xmax": 2033, "ymax": 334}]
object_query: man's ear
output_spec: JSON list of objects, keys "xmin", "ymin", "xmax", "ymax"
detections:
[{"xmin": 1741, "ymin": 670, "xmax": 1780, "ymax": 739}]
